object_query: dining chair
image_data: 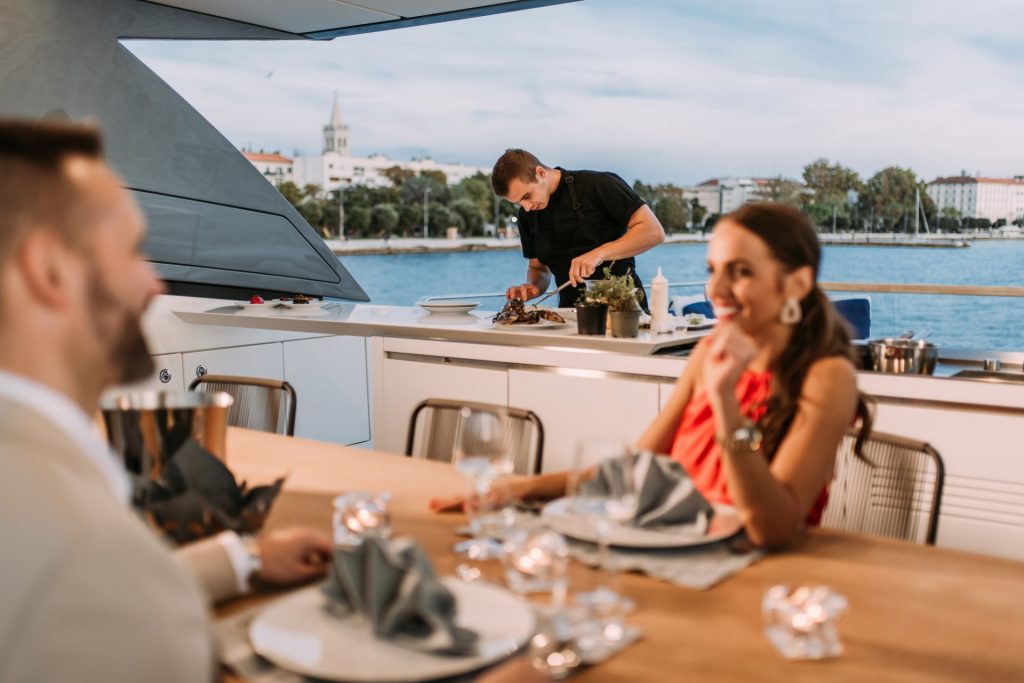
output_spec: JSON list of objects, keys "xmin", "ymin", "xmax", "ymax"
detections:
[
  {"xmin": 821, "ymin": 428, "xmax": 945, "ymax": 545},
  {"xmin": 188, "ymin": 375, "xmax": 297, "ymax": 436},
  {"xmin": 405, "ymin": 398, "xmax": 545, "ymax": 475}
]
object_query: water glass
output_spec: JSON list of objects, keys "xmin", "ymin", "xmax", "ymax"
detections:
[
  {"xmin": 332, "ymin": 491, "xmax": 392, "ymax": 547},
  {"xmin": 502, "ymin": 528, "xmax": 569, "ymax": 603},
  {"xmin": 453, "ymin": 407, "xmax": 515, "ymax": 560},
  {"xmin": 762, "ymin": 584, "xmax": 848, "ymax": 660}
]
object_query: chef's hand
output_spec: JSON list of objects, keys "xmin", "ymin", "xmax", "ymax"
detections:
[
  {"xmin": 255, "ymin": 528, "xmax": 332, "ymax": 585},
  {"xmin": 506, "ymin": 283, "xmax": 540, "ymax": 301},
  {"xmin": 702, "ymin": 322, "xmax": 758, "ymax": 405},
  {"xmin": 567, "ymin": 249, "xmax": 604, "ymax": 286}
]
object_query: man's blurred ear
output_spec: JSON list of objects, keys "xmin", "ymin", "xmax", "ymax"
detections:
[{"xmin": 16, "ymin": 230, "xmax": 80, "ymax": 309}]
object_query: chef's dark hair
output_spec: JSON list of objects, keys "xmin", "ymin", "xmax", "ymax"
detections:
[
  {"xmin": 0, "ymin": 119, "xmax": 105, "ymax": 259},
  {"xmin": 726, "ymin": 202, "xmax": 872, "ymax": 459},
  {"xmin": 491, "ymin": 148, "xmax": 547, "ymax": 197}
]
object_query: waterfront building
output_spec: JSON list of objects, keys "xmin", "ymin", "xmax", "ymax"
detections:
[
  {"xmin": 689, "ymin": 177, "xmax": 772, "ymax": 214},
  {"xmin": 927, "ymin": 174, "xmax": 1024, "ymax": 223},
  {"xmin": 241, "ymin": 150, "xmax": 294, "ymax": 185},
  {"xmin": 288, "ymin": 92, "xmax": 488, "ymax": 196}
]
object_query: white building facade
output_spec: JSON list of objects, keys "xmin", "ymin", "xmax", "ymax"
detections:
[
  {"xmin": 241, "ymin": 151, "xmax": 293, "ymax": 185},
  {"xmin": 289, "ymin": 92, "xmax": 488, "ymax": 195},
  {"xmin": 689, "ymin": 177, "xmax": 770, "ymax": 214},
  {"xmin": 928, "ymin": 175, "xmax": 1024, "ymax": 223}
]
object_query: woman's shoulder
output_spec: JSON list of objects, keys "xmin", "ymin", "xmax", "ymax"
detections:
[{"xmin": 803, "ymin": 355, "xmax": 857, "ymax": 398}]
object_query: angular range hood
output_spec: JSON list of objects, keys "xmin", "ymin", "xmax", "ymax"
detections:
[{"xmin": 0, "ymin": 0, "xmax": 575, "ymax": 301}]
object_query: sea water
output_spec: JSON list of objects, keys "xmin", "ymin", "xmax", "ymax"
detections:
[{"xmin": 338, "ymin": 239, "xmax": 1024, "ymax": 351}]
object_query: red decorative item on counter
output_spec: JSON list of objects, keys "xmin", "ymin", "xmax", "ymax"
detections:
[{"xmin": 250, "ymin": 295, "xmax": 265, "ymax": 304}]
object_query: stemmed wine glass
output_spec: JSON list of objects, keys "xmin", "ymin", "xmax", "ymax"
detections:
[
  {"xmin": 568, "ymin": 438, "xmax": 638, "ymax": 647},
  {"xmin": 452, "ymin": 407, "xmax": 516, "ymax": 560}
]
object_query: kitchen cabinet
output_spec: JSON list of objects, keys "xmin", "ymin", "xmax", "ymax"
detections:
[
  {"xmin": 376, "ymin": 354, "xmax": 508, "ymax": 456},
  {"xmin": 283, "ymin": 336, "xmax": 369, "ymax": 446},
  {"xmin": 106, "ymin": 352, "xmax": 185, "ymax": 396},
  {"xmin": 508, "ymin": 369, "xmax": 661, "ymax": 473},
  {"xmin": 182, "ymin": 343, "xmax": 283, "ymax": 386}
]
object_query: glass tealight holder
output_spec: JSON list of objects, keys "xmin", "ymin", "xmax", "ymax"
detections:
[
  {"xmin": 762, "ymin": 584, "xmax": 848, "ymax": 660},
  {"xmin": 332, "ymin": 491, "xmax": 392, "ymax": 547},
  {"xmin": 501, "ymin": 529, "xmax": 569, "ymax": 603}
]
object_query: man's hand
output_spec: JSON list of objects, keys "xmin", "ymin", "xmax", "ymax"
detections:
[
  {"xmin": 567, "ymin": 248, "xmax": 605, "ymax": 285},
  {"xmin": 506, "ymin": 283, "xmax": 541, "ymax": 301},
  {"xmin": 256, "ymin": 527, "xmax": 332, "ymax": 585}
]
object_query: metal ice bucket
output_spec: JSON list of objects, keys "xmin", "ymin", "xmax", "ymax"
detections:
[
  {"xmin": 867, "ymin": 338, "xmax": 938, "ymax": 375},
  {"xmin": 100, "ymin": 391, "xmax": 234, "ymax": 505}
]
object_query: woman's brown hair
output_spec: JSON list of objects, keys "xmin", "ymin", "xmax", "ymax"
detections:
[{"xmin": 726, "ymin": 202, "xmax": 872, "ymax": 458}]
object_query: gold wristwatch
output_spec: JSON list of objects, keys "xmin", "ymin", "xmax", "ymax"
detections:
[{"xmin": 716, "ymin": 419, "xmax": 763, "ymax": 455}]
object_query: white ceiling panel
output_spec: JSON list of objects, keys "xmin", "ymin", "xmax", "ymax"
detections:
[
  {"xmin": 151, "ymin": 1, "xmax": 399, "ymax": 34},
  {"xmin": 347, "ymin": 1, "xmax": 514, "ymax": 17},
  {"xmin": 147, "ymin": 1, "xmax": 559, "ymax": 35}
]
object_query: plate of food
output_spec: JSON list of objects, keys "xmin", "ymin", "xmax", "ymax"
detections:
[
  {"xmin": 490, "ymin": 298, "xmax": 570, "ymax": 328},
  {"xmin": 248, "ymin": 579, "xmax": 535, "ymax": 682},
  {"xmin": 416, "ymin": 299, "xmax": 481, "ymax": 315},
  {"xmin": 540, "ymin": 497, "xmax": 743, "ymax": 549},
  {"xmin": 681, "ymin": 313, "xmax": 717, "ymax": 331}
]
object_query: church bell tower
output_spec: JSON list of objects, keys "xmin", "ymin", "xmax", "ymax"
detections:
[{"xmin": 323, "ymin": 90, "xmax": 349, "ymax": 156}]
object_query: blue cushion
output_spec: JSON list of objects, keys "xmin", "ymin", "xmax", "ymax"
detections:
[
  {"xmin": 682, "ymin": 301, "xmax": 716, "ymax": 319},
  {"xmin": 832, "ymin": 298, "xmax": 870, "ymax": 339}
]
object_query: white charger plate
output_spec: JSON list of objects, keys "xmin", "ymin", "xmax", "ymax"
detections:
[
  {"xmin": 487, "ymin": 319, "xmax": 571, "ymax": 330},
  {"xmin": 417, "ymin": 300, "xmax": 481, "ymax": 315},
  {"xmin": 541, "ymin": 497, "xmax": 743, "ymax": 549},
  {"xmin": 249, "ymin": 579, "xmax": 535, "ymax": 682}
]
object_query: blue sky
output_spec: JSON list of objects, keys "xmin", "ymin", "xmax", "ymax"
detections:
[{"xmin": 127, "ymin": 0, "xmax": 1024, "ymax": 186}]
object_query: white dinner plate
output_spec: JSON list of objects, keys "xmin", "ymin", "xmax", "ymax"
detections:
[
  {"xmin": 417, "ymin": 300, "xmax": 481, "ymax": 315},
  {"xmin": 679, "ymin": 315, "xmax": 717, "ymax": 331},
  {"xmin": 541, "ymin": 497, "xmax": 743, "ymax": 549},
  {"xmin": 248, "ymin": 579, "xmax": 535, "ymax": 682},
  {"xmin": 487, "ymin": 319, "xmax": 571, "ymax": 330}
]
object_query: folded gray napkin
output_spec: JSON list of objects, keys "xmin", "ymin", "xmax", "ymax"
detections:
[
  {"xmin": 322, "ymin": 536, "xmax": 479, "ymax": 655},
  {"xmin": 582, "ymin": 452, "xmax": 714, "ymax": 528}
]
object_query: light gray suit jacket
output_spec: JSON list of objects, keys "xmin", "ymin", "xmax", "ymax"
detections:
[{"xmin": 0, "ymin": 397, "xmax": 239, "ymax": 682}]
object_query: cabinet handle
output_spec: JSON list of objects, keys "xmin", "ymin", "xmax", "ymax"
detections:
[
  {"xmin": 195, "ymin": 365, "xmax": 208, "ymax": 378},
  {"xmin": 158, "ymin": 369, "xmax": 172, "ymax": 384}
]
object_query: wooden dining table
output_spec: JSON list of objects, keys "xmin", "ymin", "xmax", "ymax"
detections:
[{"xmin": 218, "ymin": 427, "xmax": 1024, "ymax": 682}]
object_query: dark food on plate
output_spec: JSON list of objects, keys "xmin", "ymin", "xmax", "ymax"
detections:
[
  {"xmin": 492, "ymin": 298, "xmax": 566, "ymax": 325},
  {"xmin": 280, "ymin": 294, "xmax": 315, "ymax": 304}
]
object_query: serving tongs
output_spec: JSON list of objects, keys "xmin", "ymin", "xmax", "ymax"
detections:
[{"xmin": 528, "ymin": 280, "xmax": 575, "ymax": 309}]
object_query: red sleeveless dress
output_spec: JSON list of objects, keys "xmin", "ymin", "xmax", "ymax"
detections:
[{"xmin": 668, "ymin": 369, "xmax": 828, "ymax": 525}]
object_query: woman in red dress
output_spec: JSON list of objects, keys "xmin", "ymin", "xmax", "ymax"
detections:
[{"xmin": 433, "ymin": 203, "xmax": 871, "ymax": 548}]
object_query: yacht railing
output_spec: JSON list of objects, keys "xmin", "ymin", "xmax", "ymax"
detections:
[{"xmin": 423, "ymin": 281, "xmax": 1024, "ymax": 352}]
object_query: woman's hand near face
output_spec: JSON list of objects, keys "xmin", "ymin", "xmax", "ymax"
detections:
[{"xmin": 702, "ymin": 321, "xmax": 758, "ymax": 403}]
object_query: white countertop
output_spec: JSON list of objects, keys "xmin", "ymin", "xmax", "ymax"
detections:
[{"xmin": 174, "ymin": 303, "xmax": 711, "ymax": 356}]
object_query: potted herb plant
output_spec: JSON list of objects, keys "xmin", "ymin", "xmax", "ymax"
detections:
[
  {"xmin": 576, "ymin": 284, "xmax": 609, "ymax": 335},
  {"xmin": 602, "ymin": 267, "xmax": 642, "ymax": 338}
]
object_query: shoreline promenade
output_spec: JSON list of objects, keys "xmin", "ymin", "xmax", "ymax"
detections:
[{"xmin": 327, "ymin": 231, "xmax": 1024, "ymax": 255}]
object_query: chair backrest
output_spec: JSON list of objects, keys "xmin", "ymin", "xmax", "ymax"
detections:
[
  {"xmin": 405, "ymin": 399, "xmax": 545, "ymax": 475},
  {"xmin": 188, "ymin": 375, "xmax": 297, "ymax": 436},
  {"xmin": 832, "ymin": 298, "xmax": 871, "ymax": 340},
  {"xmin": 681, "ymin": 300, "xmax": 716, "ymax": 319},
  {"xmin": 820, "ymin": 429, "xmax": 944, "ymax": 544}
]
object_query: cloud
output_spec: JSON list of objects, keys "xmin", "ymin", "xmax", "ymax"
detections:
[{"xmin": 125, "ymin": 0, "xmax": 1024, "ymax": 185}]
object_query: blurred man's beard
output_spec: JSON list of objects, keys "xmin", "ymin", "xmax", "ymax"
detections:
[{"xmin": 87, "ymin": 271, "xmax": 154, "ymax": 385}]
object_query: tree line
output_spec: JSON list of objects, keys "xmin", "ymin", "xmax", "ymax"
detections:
[
  {"xmin": 277, "ymin": 167, "xmax": 517, "ymax": 239},
  {"xmin": 635, "ymin": 159, "xmax": 1014, "ymax": 234},
  {"xmin": 277, "ymin": 159, "xmax": 1011, "ymax": 238}
]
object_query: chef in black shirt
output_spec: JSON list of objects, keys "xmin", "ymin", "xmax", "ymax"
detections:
[{"xmin": 491, "ymin": 148, "xmax": 665, "ymax": 308}]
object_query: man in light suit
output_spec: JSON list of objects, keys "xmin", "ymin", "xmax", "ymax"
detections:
[{"xmin": 0, "ymin": 120, "xmax": 333, "ymax": 682}]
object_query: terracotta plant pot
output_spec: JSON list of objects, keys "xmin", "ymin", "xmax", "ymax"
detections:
[
  {"xmin": 610, "ymin": 310, "xmax": 641, "ymax": 338},
  {"xmin": 576, "ymin": 303, "xmax": 609, "ymax": 335}
]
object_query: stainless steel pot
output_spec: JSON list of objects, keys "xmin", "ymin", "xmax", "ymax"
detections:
[
  {"xmin": 100, "ymin": 391, "xmax": 233, "ymax": 505},
  {"xmin": 867, "ymin": 338, "xmax": 938, "ymax": 375}
]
